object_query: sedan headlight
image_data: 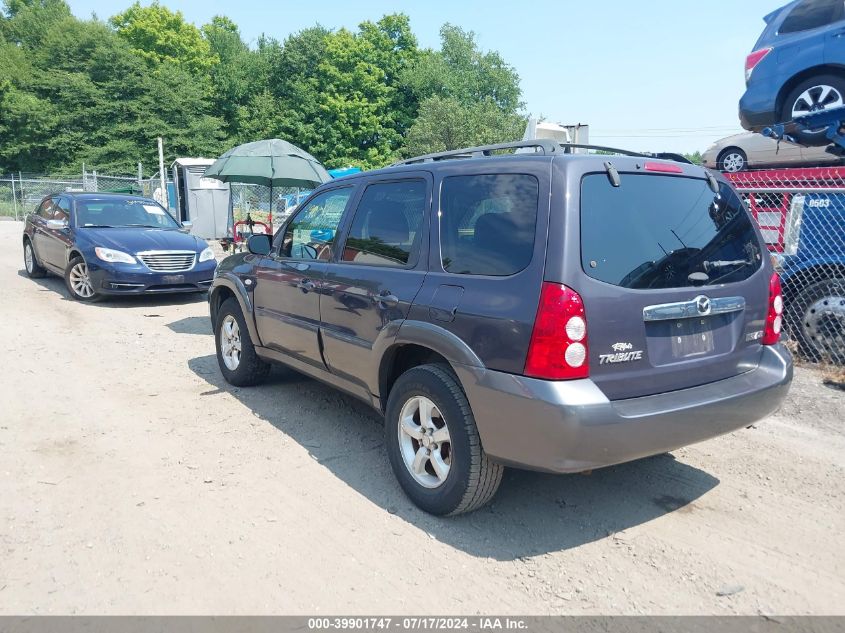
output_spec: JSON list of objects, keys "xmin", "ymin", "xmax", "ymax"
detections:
[
  {"xmin": 199, "ymin": 246, "xmax": 215, "ymax": 263},
  {"xmin": 95, "ymin": 247, "xmax": 136, "ymax": 264}
]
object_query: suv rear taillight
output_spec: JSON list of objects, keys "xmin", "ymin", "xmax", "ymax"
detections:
[
  {"xmin": 525, "ymin": 283, "xmax": 589, "ymax": 380},
  {"xmin": 763, "ymin": 273, "xmax": 784, "ymax": 345},
  {"xmin": 745, "ymin": 47, "xmax": 772, "ymax": 82}
]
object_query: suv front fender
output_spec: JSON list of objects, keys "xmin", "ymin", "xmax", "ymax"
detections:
[{"xmin": 209, "ymin": 273, "xmax": 262, "ymax": 346}]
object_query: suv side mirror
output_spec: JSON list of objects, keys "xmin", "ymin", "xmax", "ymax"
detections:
[
  {"xmin": 46, "ymin": 218, "xmax": 68, "ymax": 230},
  {"xmin": 247, "ymin": 234, "xmax": 272, "ymax": 256}
]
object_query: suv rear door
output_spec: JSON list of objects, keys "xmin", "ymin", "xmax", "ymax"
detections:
[
  {"xmin": 320, "ymin": 173, "xmax": 431, "ymax": 391},
  {"xmin": 557, "ymin": 164, "xmax": 771, "ymax": 401}
]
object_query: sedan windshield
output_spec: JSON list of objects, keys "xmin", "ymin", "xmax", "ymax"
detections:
[{"xmin": 76, "ymin": 198, "xmax": 179, "ymax": 229}]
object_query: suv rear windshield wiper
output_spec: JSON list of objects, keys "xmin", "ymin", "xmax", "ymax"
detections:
[
  {"xmin": 706, "ymin": 260, "xmax": 754, "ymax": 285},
  {"xmin": 703, "ymin": 259, "xmax": 749, "ymax": 273}
]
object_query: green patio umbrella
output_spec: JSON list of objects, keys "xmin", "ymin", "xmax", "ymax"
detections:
[{"xmin": 203, "ymin": 138, "xmax": 331, "ymax": 224}]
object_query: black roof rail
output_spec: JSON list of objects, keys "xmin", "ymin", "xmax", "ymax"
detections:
[
  {"xmin": 392, "ymin": 140, "xmax": 560, "ymax": 166},
  {"xmin": 559, "ymin": 144, "xmax": 694, "ymax": 164},
  {"xmin": 392, "ymin": 141, "xmax": 694, "ymax": 166}
]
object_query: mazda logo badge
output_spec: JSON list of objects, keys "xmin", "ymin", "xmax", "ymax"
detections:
[{"xmin": 695, "ymin": 295, "xmax": 711, "ymax": 315}]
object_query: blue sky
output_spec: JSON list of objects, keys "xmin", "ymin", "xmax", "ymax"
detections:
[{"xmin": 67, "ymin": 0, "xmax": 784, "ymax": 154}]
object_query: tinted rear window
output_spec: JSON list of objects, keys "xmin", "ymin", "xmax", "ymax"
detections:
[
  {"xmin": 439, "ymin": 174, "xmax": 539, "ymax": 276},
  {"xmin": 342, "ymin": 179, "xmax": 426, "ymax": 267},
  {"xmin": 780, "ymin": 0, "xmax": 843, "ymax": 33},
  {"xmin": 581, "ymin": 174, "xmax": 762, "ymax": 289}
]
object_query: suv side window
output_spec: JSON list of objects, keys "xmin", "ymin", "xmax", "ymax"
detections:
[
  {"xmin": 341, "ymin": 179, "xmax": 426, "ymax": 268},
  {"xmin": 36, "ymin": 198, "xmax": 55, "ymax": 219},
  {"xmin": 438, "ymin": 174, "xmax": 539, "ymax": 276},
  {"xmin": 279, "ymin": 188, "xmax": 353, "ymax": 260},
  {"xmin": 53, "ymin": 197, "xmax": 71, "ymax": 223},
  {"xmin": 780, "ymin": 0, "xmax": 843, "ymax": 33}
]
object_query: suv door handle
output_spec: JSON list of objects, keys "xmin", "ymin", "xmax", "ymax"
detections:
[
  {"xmin": 297, "ymin": 278, "xmax": 316, "ymax": 293},
  {"xmin": 374, "ymin": 291, "xmax": 399, "ymax": 308}
]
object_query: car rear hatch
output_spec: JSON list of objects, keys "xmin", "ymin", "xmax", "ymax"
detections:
[{"xmin": 573, "ymin": 165, "xmax": 770, "ymax": 400}]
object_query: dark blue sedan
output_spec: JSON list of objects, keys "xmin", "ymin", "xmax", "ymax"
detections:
[
  {"xmin": 740, "ymin": 0, "xmax": 845, "ymax": 146},
  {"xmin": 22, "ymin": 193, "xmax": 217, "ymax": 301}
]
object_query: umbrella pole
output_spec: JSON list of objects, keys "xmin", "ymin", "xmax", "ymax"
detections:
[{"xmin": 269, "ymin": 183, "xmax": 273, "ymax": 229}]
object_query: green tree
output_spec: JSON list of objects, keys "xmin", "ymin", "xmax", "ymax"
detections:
[
  {"xmin": 357, "ymin": 14, "xmax": 420, "ymax": 135},
  {"xmin": 110, "ymin": 1, "xmax": 215, "ymax": 75},
  {"xmin": 202, "ymin": 16, "xmax": 270, "ymax": 135},
  {"xmin": 0, "ymin": 4, "xmax": 225, "ymax": 174},
  {"xmin": 402, "ymin": 95, "xmax": 525, "ymax": 157},
  {"xmin": 403, "ymin": 24, "xmax": 522, "ymax": 114},
  {"xmin": 267, "ymin": 18, "xmax": 419, "ymax": 169},
  {"xmin": 0, "ymin": 0, "xmax": 70, "ymax": 47},
  {"xmin": 684, "ymin": 151, "xmax": 703, "ymax": 165}
]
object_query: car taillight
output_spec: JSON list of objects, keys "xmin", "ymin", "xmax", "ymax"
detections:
[
  {"xmin": 644, "ymin": 161, "xmax": 683, "ymax": 174},
  {"xmin": 745, "ymin": 47, "xmax": 772, "ymax": 82},
  {"xmin": 762, "ymin": 273, "xmax": 783, "ymax": 345},
  {"xmin": 525, "ymin": 283, "xmax": 589, "ymax": 380}
]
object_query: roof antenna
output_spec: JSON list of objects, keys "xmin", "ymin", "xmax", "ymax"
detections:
[{"xmin": 604, "ymin": 161, "xmax": 621, "ymax": 187}]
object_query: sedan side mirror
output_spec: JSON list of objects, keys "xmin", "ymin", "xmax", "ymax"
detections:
[
  {"xmin": 181, "ymin": 221, "xmax": 193, "ymax": 229},
  {"xmin": 46, "ymin": 219, "xmax": 68, "ymax": 230},
  {"xmin": 247, "ymin": 234, "xmax": 272, "ymax": 256}
]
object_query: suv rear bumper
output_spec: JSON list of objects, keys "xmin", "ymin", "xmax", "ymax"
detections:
[{"xmin": 454, "ymin": 344, "xmax": 792, "ymax": 473}]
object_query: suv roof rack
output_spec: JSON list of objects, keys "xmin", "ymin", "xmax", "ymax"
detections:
[
  {"xmin": 392, "ymin": 140, "xmax": 560, "ymax": 166},
  {"xmin": 392, "ymin": 141, "xmax": 693, "ymax": 166}
]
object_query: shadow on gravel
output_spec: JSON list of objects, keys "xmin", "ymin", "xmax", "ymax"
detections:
[
  {"xmin": 17, "ymin": 269, "xmax": 206, "ymax": 307},
  {"xmin": 188, "ymin": 353, "xmax": 719, "ymax": 560},
  {"xmin": 167, "ymin": 315, "xmax": 212, "ymax": 335}
]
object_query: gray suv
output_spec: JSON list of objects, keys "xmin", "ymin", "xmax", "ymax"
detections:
[{"xmin": 208, "ymin": 141, "xmax": 793, "ymax": 515}]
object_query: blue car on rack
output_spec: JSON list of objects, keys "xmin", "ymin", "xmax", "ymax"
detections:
[
  {"xmin": 22, "ymin": 193, "xmax": 217, "ymax": 302},
  {"xmin": 740, "ymin": 0, "xmax": 845, "ymax": 146}
]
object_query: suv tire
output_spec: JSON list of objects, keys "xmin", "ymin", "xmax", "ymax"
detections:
[
  {"xmin": 215, "ymin": 297, "xmax": 271, "ymax": 386},
  {"xmin": 64, "ymin": 255, "xmax": 101, "ymax": 302},
  {"xmin": 385, "ymin": 364, "xmax": 503, "ymax": 515},
  {"xmin": 782, "ymin": 75, "xmax": 845, "ymax": 146},
  {"xmin": 23, "ymin": 239, "xmax": 46, "ymax": 278}
]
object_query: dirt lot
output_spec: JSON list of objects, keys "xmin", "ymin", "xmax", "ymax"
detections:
[{"xmin": 1, "ymin": 219, "xmax": 843, "ymax": 615}]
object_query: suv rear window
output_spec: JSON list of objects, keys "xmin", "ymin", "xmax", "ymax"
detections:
[
  {"xmin": 779, "ymin": 0, "xmax": 843, "ymax": 33},
  {"xmin": 580, "ymin": 174, "xmax": 762, "ymax": 290},
  {"xmin": 439, "ymin": 174, "xmax": 539, "ymax": 276},
  {"xmin": 342, "ymin": 179, "xmax": 426, "ymax": 268}
]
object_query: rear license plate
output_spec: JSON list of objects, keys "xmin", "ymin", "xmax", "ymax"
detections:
[
  {"xmin": 670, "ymin": 318, "xmax": 714, "ymax": 358},
  {"xmin": 161, "ymin": 274, "xmax": 185, "ymax": 284}
]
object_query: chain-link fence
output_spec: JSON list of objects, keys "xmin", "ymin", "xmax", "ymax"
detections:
[
  {"xmin": 0, "ymin": 171, "xmax": 169, "ymax": 220},
  {"xmin": 726, "ymin": 167, "xmax": 845, "ymax": 365},
  {"xmin": 229, "ymin": 183, "xmax": 309, "ymax": 232}
]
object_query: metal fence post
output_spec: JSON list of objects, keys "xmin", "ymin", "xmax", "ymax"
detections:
[
  {"xmin": 18, "ymin": 172, "xmax": 24, "ymax": 212},
  {"xmin": 10, "ymin": 173, "xmax": 18, "ymax": 221}
]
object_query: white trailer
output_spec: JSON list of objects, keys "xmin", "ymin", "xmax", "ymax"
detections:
[
  {"xmin": 171, "ymin": 158, "xmax": 232, "ymax": 240},
  {"xmin": 521, "ymin": 118, "xmax": 590, "ymax": 151}
]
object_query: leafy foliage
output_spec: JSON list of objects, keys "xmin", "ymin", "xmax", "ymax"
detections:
[
  {"xmin": 402, "ymin": 96, "xmax": 525, "ymax": 157},
  {"xmin": 0, "ymin": 1, "xmax": 525, "ymax": 175},
  {"xmin": 110, "ymin": 2, "xmax": 215, "ymax": 74}
]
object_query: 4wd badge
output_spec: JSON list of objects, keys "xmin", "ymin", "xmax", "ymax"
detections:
[{"xmin": 599, "ymin": 342, "xmax": 644, "ymax": 365}]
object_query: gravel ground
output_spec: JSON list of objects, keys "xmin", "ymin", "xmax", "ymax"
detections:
[{"xmin": 0, "ymin": 220, "xmax": 843, "ymax": 615}]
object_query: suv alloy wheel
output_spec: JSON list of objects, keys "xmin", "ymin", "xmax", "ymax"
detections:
[
  {"xmin": 384, "ymin": 364, "xmax": 503, "ymax": 515},
  {"xmin": 215, "ymin": 297, "xmax": 271, "ymax": 386}
]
